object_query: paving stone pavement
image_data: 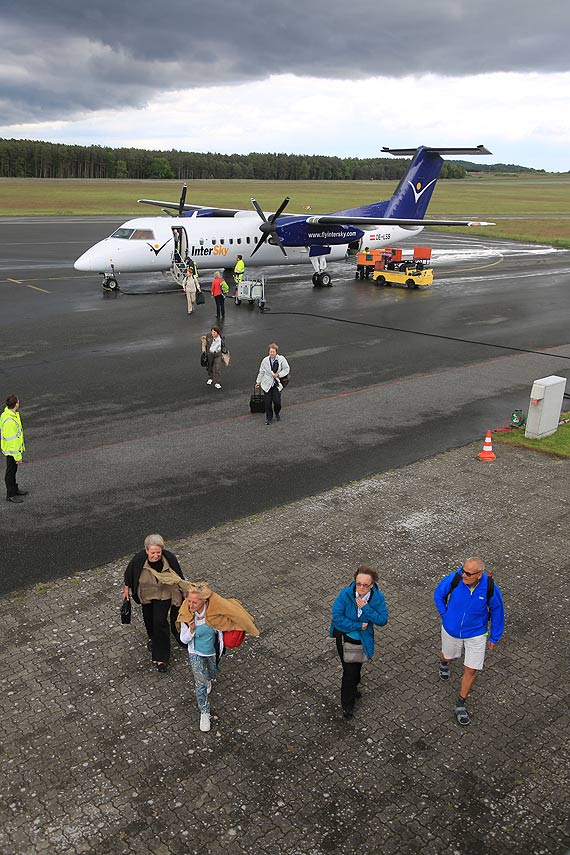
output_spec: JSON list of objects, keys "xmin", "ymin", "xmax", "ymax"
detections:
[{"xmin": 1, "ymin": 442, "xmax": 569, "ymax": 855}]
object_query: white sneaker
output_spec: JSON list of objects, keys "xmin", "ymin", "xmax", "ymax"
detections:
[
  {"xmin": 215, "ymin": 383, "xmax": 222, "ymax": 389},
  {"xmin": 207, "ymin": 681, "xmax": 212, "ymax": 695},
  {"xmin": 206, "ymin": 379, "xmax": 213, "ymax": 385},
  {"xmin": 200, "ymin": 712, "xmax": 211, "ymax": 732}
]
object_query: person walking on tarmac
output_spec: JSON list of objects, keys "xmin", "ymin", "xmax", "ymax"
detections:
[
  {"xmin": 256, "ymin": 342, "xmax": 290, "ymax": 425},
  {"xmin": 1, "ymin": 394, "xmax": 27, "ymax": 504},
  {"xmin": 210, "ymin": 271, "xmax": 227, "ymax": 320},
  {"xmin": 234, "ymin": 255, "xmax": 245, "ymax": 292},
  {"xmin": 183, "ymin": 256, "xmax": 201, "ymax": 314}
]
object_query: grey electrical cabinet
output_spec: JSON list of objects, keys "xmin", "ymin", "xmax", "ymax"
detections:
[{"xmin": 525, "ymin": 375, "xmax": 566, "ymax": 439}]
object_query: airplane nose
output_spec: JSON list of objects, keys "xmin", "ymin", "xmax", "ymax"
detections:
[
  {"xmin": 74, "ymin": 251, "xmax": 91, "ymax": 271},
  {"xmin": 74, "ymin": 249, "xmax": 107, "ymax": 272}
]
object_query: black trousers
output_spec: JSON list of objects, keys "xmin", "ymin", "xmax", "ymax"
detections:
[
  {"xmin": 335, "ymin": 633, "xmax": 363, "ymax": 713},
  {"xmin": 142, "ymin": 599, "xmax": 176, "ymax": 663},
  {"xmin": 264, "ymin": 385, "xmax": 282, "ymax": 422},
  {"xmin": 5, "ymin": 455, "xmax": 18, "ymax": 498},
  {"xmin": 214, "ymin": 294, "xmax": 225, "ymax": 318}
]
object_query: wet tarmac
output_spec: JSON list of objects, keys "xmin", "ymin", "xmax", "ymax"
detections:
[{"xmin": 1, "ymin": 217, "xmax": 569, "ymax": 594}]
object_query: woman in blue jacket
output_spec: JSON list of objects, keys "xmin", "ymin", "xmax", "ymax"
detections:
[{"xmin": 330, "ymin": 565, "xmax": 388, "ymax": 719}]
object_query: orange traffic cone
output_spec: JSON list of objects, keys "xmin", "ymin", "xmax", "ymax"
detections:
[{"xmin": 477, "ymin": 430, "xmax": 496, "ymax": 461}]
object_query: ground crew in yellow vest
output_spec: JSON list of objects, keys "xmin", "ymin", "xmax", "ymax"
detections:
[
  {"xmin": 1, "ymin": 394, "xmax": 27, "ymax": 504},
  {"xmin": 234, "ymin": 255, "xmax": 245, "ymax": 288}
]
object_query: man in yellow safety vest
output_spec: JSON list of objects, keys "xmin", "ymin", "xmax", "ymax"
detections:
[
  {"xmin": 234, "ymin": 255, "xmax": 245, "ymax": 287},
  {"xmin": 1, "ymin": 394, "xmax": 27, "ymax": 504}
]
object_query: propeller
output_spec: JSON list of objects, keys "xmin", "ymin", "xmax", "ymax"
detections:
[
  {"xmin": 250, "ymin": 196, "xmax": 290, "ymax": 257},
  {"xmin": 178, "ymin": 184, "xmax": 188, "ymax": 217}
]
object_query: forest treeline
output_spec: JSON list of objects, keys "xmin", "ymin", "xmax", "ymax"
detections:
[{"xmin": 0, "ymin": 138, "xmax": 471, "ymax": 181}]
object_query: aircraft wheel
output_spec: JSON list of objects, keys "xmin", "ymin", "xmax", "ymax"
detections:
[
  {"xmin": 312, "ymin": 272, "xmax": 320, "ymax": 286},
  {"xmin": 406, "ymin": 279, "xmax": 416, "ymax": 289},
  {"xmin": 375, "ymin": 275, "xmax": 386, "ymax": 287},
  {"xmin": 103, "ymin": 277, "xmax": 119, "ymax": 291},
  {"xmin": 319, "ymin": 272, "xmax": 332, "ymax": 287}
]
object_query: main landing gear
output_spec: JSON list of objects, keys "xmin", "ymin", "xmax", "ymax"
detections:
[
  {"xmin": 310, "ymin": 255, "xmax": 333, "ymax": 288},
  {"xmin": 312, "ymin": 271, "xmax": 332, "ymax": 287}
]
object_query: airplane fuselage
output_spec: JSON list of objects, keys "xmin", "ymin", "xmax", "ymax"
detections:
[{"xmin": 74, "ymin": 214, "xmax": 423, "ymax": 276}]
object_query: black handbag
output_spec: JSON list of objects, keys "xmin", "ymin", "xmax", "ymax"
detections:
[
  {"xmin": 120, "ymin": 597, "xmax": 131, "ymax": 625},
  {"xmin": 280, "ymin": 374, "xmax": 290, "ymax": 387},
  {"xmin": 250, "ymin": 385, "xmax": 265, "ymax": 413},
  {"xmin": 196, "ymin": 291, "xmax": 205, "ymax": 305},
  {"xmin": 200, "ymin": 351, "xmax": 208, "ymax": 367}
]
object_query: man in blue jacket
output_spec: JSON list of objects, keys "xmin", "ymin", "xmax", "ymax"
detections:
[
  {"xmin": 330, "ymin": 565, "xmax": 388, "ymax": 719},
  {"xmin": 434, "ymin": 557, "xmax": 505, "ymax": 726}
]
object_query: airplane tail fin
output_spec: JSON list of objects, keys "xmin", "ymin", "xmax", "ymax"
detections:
[{"xmin": 331, "ymin": 146, "xmax": 491, "ymax": 220}]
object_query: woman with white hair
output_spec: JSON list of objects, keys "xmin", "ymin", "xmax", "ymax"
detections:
[{"xmin": 123, "ymin": 534, "xmax": 186, "ymax": 673}]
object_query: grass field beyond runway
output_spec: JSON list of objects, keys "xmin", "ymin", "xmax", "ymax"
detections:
[{"xmin": 1, "ymin": 174, "xmax": 569, "ymax": 246}]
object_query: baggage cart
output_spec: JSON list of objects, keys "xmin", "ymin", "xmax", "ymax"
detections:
[{"xmin": 235, "ymin": 276, "xmax": 266, "ymax": 310}]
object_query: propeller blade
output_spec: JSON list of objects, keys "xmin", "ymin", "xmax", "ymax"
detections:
[
  {"xmin": 250, "ymin": 196, "xmax": 290, "ymax": 257},
  {"xmin": 178, "ymin": 184, "xmax": 187, "ymax": 216},
  {"xmin": 250, "ymin": 233, "xmax": 269, "ymax": 257},
  {"xmin": 251, "ymin": 198, "xmax": 268, "ymax": 223},
  {"xmin": 270, "ymin": 196, "xmax": 290, "ymax": 223}
]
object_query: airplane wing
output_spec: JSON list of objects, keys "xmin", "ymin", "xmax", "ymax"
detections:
[
  {"xmin": 137, "ymin": 199, "xmax": 243, "ymax": 217},
  {"xmin": 305, "ymin": 216, "xmax": 495, "ymax": 227}
]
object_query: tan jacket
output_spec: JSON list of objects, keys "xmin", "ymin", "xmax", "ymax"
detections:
[{"xmin": 176, "ymin": 591, "xmax": 259, "ymax": 636}]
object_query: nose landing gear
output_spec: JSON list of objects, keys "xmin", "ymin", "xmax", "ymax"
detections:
[{"xmin": 101, "ymin": 265, "xmax": 120, "ymax": 291}]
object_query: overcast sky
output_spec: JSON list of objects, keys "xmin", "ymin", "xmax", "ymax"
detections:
[{"xmin": 1, "ymin": 1, "xmax": 569, "ymax": 171}]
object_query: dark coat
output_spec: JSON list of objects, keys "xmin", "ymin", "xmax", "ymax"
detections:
[{"xmin": 124, "ymin": 548, "xmax": 184, "ymax": 605}]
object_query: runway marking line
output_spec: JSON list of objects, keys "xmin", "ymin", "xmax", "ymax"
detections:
[{"xmin": 6, "ymin": 278, "xmax": 50, "ymax": 294}]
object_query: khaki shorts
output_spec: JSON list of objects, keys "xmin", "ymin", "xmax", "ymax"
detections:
[{"xmin": 441, "ymin": 626, "xmax": 487, "ymax": 670}]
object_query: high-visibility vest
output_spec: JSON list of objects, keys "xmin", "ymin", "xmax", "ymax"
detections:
[
  {"xmin": 0, "ymin": 407, "xmax": 25, "ymax": 460},
  {"xmin": 234, "ymin": 259, "xmax": 245, "ymax": 277}
]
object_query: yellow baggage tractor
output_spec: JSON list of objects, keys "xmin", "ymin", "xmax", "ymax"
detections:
[{"xmin": 372, "ymin": 264, "xmax": 433, "ymax": 289}]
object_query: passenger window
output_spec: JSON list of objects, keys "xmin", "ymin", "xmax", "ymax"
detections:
[
  {"xmin": 237, "ymin": 238, "xmax": 242, "ymax": 244},
  {"xmin": 199, "ymin": 239, "xmax": 204, "ymax": 246},
  {"xmin": 220, "ymin": 239, "xmax": 225, "ymax": 245},
  {"xmin": 229, "ymin": 238, "xmax": 233, "ymax": 245},
  {"xmin": 246, "ymin": 237, "xmax": 251, "ymax": 244},
  {"xmin": 212, "ymin": 239, "xmax": 216, "ymax": 245}
]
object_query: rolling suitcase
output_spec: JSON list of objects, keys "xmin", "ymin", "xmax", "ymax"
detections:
[{"xmin": 249, "ymin": 385, "xmax": 265, "ymax": 414}]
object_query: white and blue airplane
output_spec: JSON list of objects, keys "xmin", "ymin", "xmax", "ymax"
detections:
[{"xmin": 74, "ymin": 145, "xmax": 493, "ymax": 290}]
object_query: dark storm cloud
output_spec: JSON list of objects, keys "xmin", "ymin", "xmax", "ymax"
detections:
[{"xmin": 1, "ymin": 0, "xmax": 569, "ymax": 124}]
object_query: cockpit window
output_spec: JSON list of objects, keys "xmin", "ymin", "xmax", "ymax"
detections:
[{"xmin": 109, "ymin": 228, "xmax": 156, "ymax": 240}]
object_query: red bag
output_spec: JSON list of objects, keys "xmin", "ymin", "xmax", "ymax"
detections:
[{"xmin": 223, "ymin": 629, "xmax": 246, "ymax": 648}]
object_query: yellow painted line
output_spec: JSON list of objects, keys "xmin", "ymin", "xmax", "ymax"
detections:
[
  {"xmin": 6, "ymin": 278, "xmax": 51, "ymax": 293},
  {"xmin": 441, "ymin": 258, "xmax": 504, "ymax": 275}
]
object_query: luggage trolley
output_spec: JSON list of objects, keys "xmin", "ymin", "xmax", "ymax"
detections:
[{"xmin": 234, "ymin": 276, "xmax": 266, "ymax": 310}]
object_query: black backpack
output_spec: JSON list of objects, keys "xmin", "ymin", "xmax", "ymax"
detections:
[{"xmin": 444, "ymin": 570, "xmax": 495, "ymax": 611}]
